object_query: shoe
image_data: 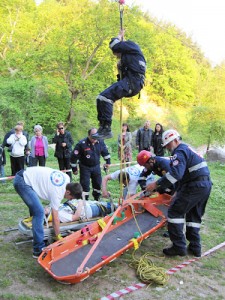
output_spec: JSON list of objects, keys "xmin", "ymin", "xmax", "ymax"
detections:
[
  {"xmin": 32, "ymin": 247, "xmax": 46, "ymax": 259},
  {"xmin": 33, "ymin": 251, "xmax": 42, "ymax": 259},
  {"xmin": 163, "ymin": 246, "xmax": 187, "ymax": 257},
  {"xmin": 187, "ymin": 245, "xmax": 201, "ymax": 257},
  {"xmin": 91, "ymin": 125, "xmax": 113, "ymax": 140}
]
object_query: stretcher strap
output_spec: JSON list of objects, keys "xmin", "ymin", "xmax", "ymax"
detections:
[
  {"xmin": 97, "ymin": 218, "xmax": 107, "ymax": 230},
  {"xmin": 76, "ymin": 205, "xmax": 121, "ymax": 274}
]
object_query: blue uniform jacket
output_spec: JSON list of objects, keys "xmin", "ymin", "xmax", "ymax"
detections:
[
  {"xmin": 70, "ymin": 137, "xmax": 110, "ymax": 168},
  {"xmin": 109, "ymin": 38, "xmax": 146, "ymax": 76},
  {"xmin": 157, "ymin": 143, "xmax": 210, "ymax": 190},
  {"xmin": 138, "ymin": 156, "xmax": 172, "ymax": 192}
]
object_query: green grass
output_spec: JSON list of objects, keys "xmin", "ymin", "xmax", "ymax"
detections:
[{"xmin": 0, "ymin": 151, "xmax": 225, "ymax": 299}]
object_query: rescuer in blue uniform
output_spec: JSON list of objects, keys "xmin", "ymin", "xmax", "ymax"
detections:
[
  {"xmin": 146, "ymin": 129, "xmax": 212, "ymax": 257},
  {"xmin": 92, "ymin": 29, "xmax": 146, "ymax": 140},
  {"xmin": 70, "ymin": 128, "xmax": 111, "ymax": 201},
  {"xmin": 137, "ymin": 150, "xmax": 174, "ymax": 195}
]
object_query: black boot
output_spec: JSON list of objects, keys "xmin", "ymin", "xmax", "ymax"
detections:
[
  {"xmin": 92, "ymin": 123, "xmax": 113, "ymax": 140},
  {"xmin": 163, "ymin": 245, "xmax": 187, "ymax": 257}
]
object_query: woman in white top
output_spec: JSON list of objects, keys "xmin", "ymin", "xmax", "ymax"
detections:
[{"xmin": 7, "ymin": 124, "xmax": 27, "ymax": 175}]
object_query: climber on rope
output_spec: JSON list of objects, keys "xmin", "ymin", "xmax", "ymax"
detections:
[{"xmin": 92, "ymin": 28, "xmax": 146, "ymax": 140}]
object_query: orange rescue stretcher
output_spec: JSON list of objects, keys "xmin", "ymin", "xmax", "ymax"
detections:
[{"xmin": 38, "ymin": 192, "xmax": 171, "ymax": 284}]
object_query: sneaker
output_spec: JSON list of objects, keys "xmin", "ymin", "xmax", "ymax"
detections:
[
  {"xmin": 33, "ymin": 251, "xmax": 42, "ymax": 259},
  {"xmin": 163, "ymin": 246, "xmax": 187, "ymax": 257},
  {"xmin": 187, "ymin": 245, "xmax": 201, "ymax": 257},
  {"xmin": 91, "ymin": 126, "xmax": 113, "ymax": 140},
  {"xmin": 32, "ymin": 247, "xmax": 46, "ymax": 259}
]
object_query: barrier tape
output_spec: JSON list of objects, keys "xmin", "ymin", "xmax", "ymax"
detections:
[
  {"xmin": 0, "ymin": 169, "xmax": 72, "ymax": 181},
  {"xmin": 100, "ymin": 240, "xmax": 225, "ymax": 300},
  {"xmin": 0, "ymin": 162, "xmax": 136, "ymax": 181}
]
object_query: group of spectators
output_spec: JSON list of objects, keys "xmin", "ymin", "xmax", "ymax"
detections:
[{"xmin": 118, "ymin": 120, "xmax": 165, "ymax": 165}]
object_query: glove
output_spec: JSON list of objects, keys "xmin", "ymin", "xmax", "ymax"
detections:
[{"xmin": 53, "ymin": 234, "xmax": 63, "ymax": 241}]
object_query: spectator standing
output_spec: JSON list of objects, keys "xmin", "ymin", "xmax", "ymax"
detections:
[
  {"xmin": 7, "ymin": 125, "xmax": 27, "ymax": 175},
  {"xmin": 29, "ymin": 125, "xmax": 49, "ymax": 167},
  {"xmin": 146, "ymin": 129, "xmax": 212, "ymax": 257},
  {"xmin": 118, "ymin": 123, "xmax": 132, "ymax": 164},
  {"xmin": 0, "ymin": 145, "xmax": 6, "ymax": 183},
  {"xmin": 136, "ymin": 120, "xmax": 153, "ymax": 152},
  {"xmin": 152, "ymin": 123, "xmax": 164, "ymax": 156},
  {"xmin": 2, "ymin": 121, "xmax": 29, "ymax": 153},
  {"xmin": 13, "ymin": 166, "xmax": 78, "ymax": 258},
  {"xmin": 92, "ymin": 29, "xmax": 146, "ymax": 140},
  {"xmin": 52, "ymin": 122, "xmax": 74, "ymax": 181},
  {"xmin": 70, "ymin": 128, "xmax": 111, "ymax": 201}
]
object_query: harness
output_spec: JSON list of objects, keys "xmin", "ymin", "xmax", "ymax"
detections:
[
  {"xmin": 64, "ymin": 200, "xmax": 77, "ymax": 213},
  {"xmin": 95, "ymin": 203, "xmax": 112, "ymax": 217}
]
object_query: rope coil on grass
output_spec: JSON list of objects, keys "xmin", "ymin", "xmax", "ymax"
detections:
[{"xmin": 130, "ymin": 252, "xmax": 169, "ymax": 286}]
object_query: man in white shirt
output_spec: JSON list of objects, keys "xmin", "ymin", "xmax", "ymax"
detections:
[
  {"xmin": 13, "ymin": 167, "xmax": 78, "ymax": 258},
  {"xmin": 102, "ymin": 164, "xmax": 154, "ymax": 199}
]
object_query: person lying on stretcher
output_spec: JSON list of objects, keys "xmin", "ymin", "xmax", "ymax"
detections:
[{"xmin": 44, "ymin": 183, "xmax": 118, "ymax": 223}]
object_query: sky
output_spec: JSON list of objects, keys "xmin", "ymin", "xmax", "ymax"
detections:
[{"xmin": 125, "ymin": 0, "xmax": 225, "ymax": 66}]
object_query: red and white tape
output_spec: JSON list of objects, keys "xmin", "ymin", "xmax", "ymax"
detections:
[
  {"xmin": 100, "ymin": 283, "xmax": 146, "ymax": 300},
  {"xmin": 100, "ymin": 241, "xmax": 225, "ymax": 300}
]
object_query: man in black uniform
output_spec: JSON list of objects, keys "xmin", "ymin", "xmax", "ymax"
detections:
[
  {"xmin": 137, "ymin": 150, "xmax": 174, "ymax": 195},
  {"xmin": 92, "ymin": 29, "xmax": 146, "ymax": 140},
  {"xmin": 70, "ymin": 128, "xmax": 111, "ymax": 201},
  {"xmin": 146, "ymin": 129, "xmax": 212, "ymax": 257}
]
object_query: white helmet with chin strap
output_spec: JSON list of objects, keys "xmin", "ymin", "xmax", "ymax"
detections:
[{"xmin": 162, "ymin": 129, "xmax": 180, "ymax": 147}]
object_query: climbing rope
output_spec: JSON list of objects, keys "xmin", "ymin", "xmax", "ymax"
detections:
[{"xmin": 130, "ymin": 252, "xmax": 169, "ymax": 286}]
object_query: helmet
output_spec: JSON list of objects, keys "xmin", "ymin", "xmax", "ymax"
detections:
[
  {"xmin": 137, "ymin": 150, "xmax": 153, "ymax": 166},
  {"xmin": 162, "ymin": 129, "xmax": 180, "ymax": 147}
]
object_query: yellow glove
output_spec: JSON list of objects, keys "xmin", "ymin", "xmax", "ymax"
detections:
[{"xmin": 54, "ymin": 234, "xmax": 63, "ymax": 241}]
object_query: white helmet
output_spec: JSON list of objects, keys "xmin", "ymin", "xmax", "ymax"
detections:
[{"xmin": 162, "ymin": 129, "xmax": 180, "ymax": 147}]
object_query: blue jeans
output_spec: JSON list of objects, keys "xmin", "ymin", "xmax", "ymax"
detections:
[
  {"xmin": 13, "ymin": 170, "xmax": 46, "ymax": 253},
  {"xmin": 0, "ymin": 165, "xmax": 6, "ymax": 183}
]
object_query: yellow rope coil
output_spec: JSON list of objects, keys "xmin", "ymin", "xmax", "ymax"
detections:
[{"xmin": 130, "ymin": 252, "xmax": 169, "ymax": 286}]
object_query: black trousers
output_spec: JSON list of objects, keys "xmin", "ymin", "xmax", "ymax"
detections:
[
  {"xmin": 10, "ymin": 156, "xmax": 25, "ymax": 176},
  {"xmin": 79, "ymin": 164, "xmax": 102, "ymax": 200}
]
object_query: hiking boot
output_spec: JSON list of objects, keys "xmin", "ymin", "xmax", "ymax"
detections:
[
  {"xmin": 91, "ymin": 125, "xmax": 113, "ymax": 140},
  {"xmin": 163, "ymin": 246, "xmax": 187, "ymax": 257},
  {"xmin": 187, "ymin": 245, "xmax": 201, "ymax": 257}
]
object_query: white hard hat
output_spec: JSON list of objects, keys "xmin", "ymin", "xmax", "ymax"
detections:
[{"xmin": 162, "ymin": 129, "xmax": 180, "ymax": 147}]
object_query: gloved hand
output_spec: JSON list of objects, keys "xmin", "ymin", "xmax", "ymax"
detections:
[{"xmin": 53, "ymin": 234, "xmax": 63, "ymax": 241}]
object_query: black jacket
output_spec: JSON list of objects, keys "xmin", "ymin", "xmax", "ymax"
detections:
[
  {"xmin": 70, "ymin": 137, "xmax": 110, "ymax": 169},
  {"xmin": 52, "ymin": 131, "xmax": 74, "ymax": 159}
]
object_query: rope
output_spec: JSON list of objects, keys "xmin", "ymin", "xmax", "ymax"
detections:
[
  {"xmin": 127, "ymin": 198, "xmax": 169, "ymax": 286},
  {"xmin": 130, "ymin": 252, "xmax": 169, "ymax": 286}
]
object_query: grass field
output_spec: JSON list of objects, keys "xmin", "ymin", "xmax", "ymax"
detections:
[{"xmin": 0, "ymin": 149, "xmax": 225, "ymax": 300}]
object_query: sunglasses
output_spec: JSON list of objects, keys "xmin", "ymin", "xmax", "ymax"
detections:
[{"xmin": 58, "ymin": 127, "xmax": 64, "ymax": 130}]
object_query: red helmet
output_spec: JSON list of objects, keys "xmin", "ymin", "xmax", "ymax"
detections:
[{"xmin": 137, "ymin": 150, "xmax": 153, "ymax": 166}]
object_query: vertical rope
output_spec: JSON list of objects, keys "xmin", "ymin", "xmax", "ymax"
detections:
[{"xmin": 118, "ymin": 2, "xmax": 124, "ymax": 204}]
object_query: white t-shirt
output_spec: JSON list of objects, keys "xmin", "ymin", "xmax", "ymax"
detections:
[
  {"xmin": 23, "ymin": 166, "xmax": 70, "ymax": 210},
  {"xmin": 110, "ymin": 164, "xmax": 144, "ymax": 195},
  {"xmin": 58, "ymin": 199, "xmax": 93, "ymax": 222}
]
